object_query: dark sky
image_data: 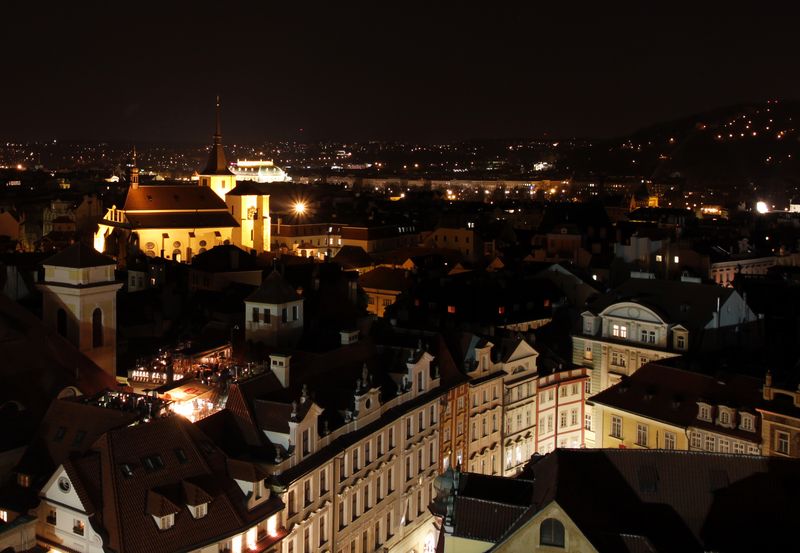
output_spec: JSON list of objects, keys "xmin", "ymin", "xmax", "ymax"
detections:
[{"xmin": 3, "ymin": 3, "xmax": 800, "ymax": 143}]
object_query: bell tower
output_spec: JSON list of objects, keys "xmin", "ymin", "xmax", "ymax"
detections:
[
  {"xmin": 38, "ymin": 243, "xmax": 123, "ymax": 378},
  {"xmin": 198, "ymin": 96, "xmax": 236, "ymax": 200}
]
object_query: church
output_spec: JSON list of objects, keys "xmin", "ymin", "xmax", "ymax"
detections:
[{"xmin": 94, "ymin": 98, "xmax": 272, "ymax": 263}]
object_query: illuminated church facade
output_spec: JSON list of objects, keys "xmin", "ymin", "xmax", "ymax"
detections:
[{"xmin": 94, "ymin": 98, "xmax": 271, "ymax": 263}]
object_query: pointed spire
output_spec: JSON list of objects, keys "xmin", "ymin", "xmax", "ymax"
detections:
[
  {"xmin": 214, "ymin": 95, "xmax": 222, "ymax": 144},
  {"xmin": 201, "ymin": 95, "xmax": 233, "ymax": 176}
]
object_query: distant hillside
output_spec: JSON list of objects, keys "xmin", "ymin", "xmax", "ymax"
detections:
[{"xmin": 565, "ymin": 99, "xmax": 800, "ymax": 197}]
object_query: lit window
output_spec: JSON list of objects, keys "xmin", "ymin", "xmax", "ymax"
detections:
[
  {"xmin": 636, "ymin": 424, "xmax": 648, "ymax": 447},
  {"xmin": 777, "ymin": 431, "xmax": 790, "ymax": 455},
  {"xmin": 674, "ymin": 255, "xmax": 680, "ymax": 264},
  {"xmin": 611, "ymin": 416, "xmax": 622, "ymax": 439},
  {"xmin": 664, "ymin": 431, "xmax": 676, "ymax": 449},
  {"xmin": 447, "ymin": 305, "xmax": 456, "ymax": 314},
  {"xmin": 656, "ymin": 254, "xmax": 663, "ymax": 262}
]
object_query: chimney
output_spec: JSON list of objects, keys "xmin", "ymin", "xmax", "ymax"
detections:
[
  {"xmin": 269, "ymin": 353, "xmax": 292, "ymax": 388},
  {"xmin": 340, "ymin": 329, "xmax": 359, "ymax": 345}
]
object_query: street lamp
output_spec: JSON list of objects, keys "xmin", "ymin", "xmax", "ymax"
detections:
[{"xmin": 293, "ymin": 201, "xmax": 307, "ymax": 216}]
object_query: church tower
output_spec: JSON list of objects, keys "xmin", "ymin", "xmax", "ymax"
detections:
[
  {"xmin": 199, "ymin": 96, "xmax": 236, "ymax": 201},
  {"xmin": 38, "ymin": 243, "xmax": 123, "ymax": 378}
]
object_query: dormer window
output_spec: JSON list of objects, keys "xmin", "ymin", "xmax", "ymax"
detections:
[
  {"xmin": 612, "ymin": 324, "xmax": 627, "ymax": 339},
  {"xmin": 717, "ymin": 408, "xmax": 734, "ymax": 428},
  {"xmin": 157, "ymin": 513, "xmax": 175, "ymax": 530},
  {"xmin": 697, "ymin": 403, "xmax": 712, "ymax": 422},
  {"xmin": 740, "ymin": 414, "xmax": 755, "ymax": 432}
]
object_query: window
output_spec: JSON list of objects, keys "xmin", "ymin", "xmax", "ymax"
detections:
[
  {"xmin": 690, "ymin": 432, "xmax": 702, "ymax": 449},
  {"xmin": 418, "ymin": 449, "xmax": 424, "ymax": 474},
  {"xmin": 252, "ymin": 307, "xmax": 259, "ymax": 322},
  {"xmin": 339, "ymin": 502, "xmax": 345, "ymax": 529},
  {"xmin": 559, "ymin": 386, "xmax": 567, "ymax": 398},
  {"xmin": 705, "ymin": 435, "xmax": 716, "ymax": 451},
  {"xmin": 676, "ymin": 334, "xmax": 686, "ymax": 350},
  {"xmin": 777, "ymin": 431, "xmax": 790, "ymax": 455},
  {"xmin": 418, "ymin": 412, "xmax": 424, "ymax": 433},
  {"xmin": 719, "ymin": 439, "xmax": 730, "ymax": 453},
  {"xmin": 406, "ymin": 457, "xmax": 412, "ymax": 480},
  {"xmin": 584, "ymin": 413, "xmax": 592, "ymax": 431},
  {"xmin": 281, "ymin": 308, "xmax": 288, "ymax": 323},
  {"xmin": 740, "ymin": 415, "xmax": 754, "ymax": 432},
  {"xmin": 584, "ymin": 380, "xmax": 591, "ymax": 394},
  {"xmin": 92, "ymin": 308, "xmax": 103, "ymax": 347},
  {"xmin": 302, "ymin": 429, "xmax": 310, "ymax": 456},
  {"xmin": 388, "ymin": 467, "xmax": 394, "ymax": 492},
  {"xmin": 377, "ymin": 434, "xmax": 384, "ymax": 455},
  {"xmin": 664, "ymin": 431, "xmax": 676, "ymax": 449},
  {"xmin": 389, "ymin": 427, "xmax": 395, "ymax": 448},
  {"xmin": 377, "ymin": 475, "xmax": 383, "ymax": 501},
  {"xmin": 320, "ymin": 515, "xmax": 327, "ymax": 545},
  {"xmin": 698, "ymin": 404, "xmax": 711, "ymax": 422},
  {"xmin": 339, "ymin": 457, "xmax": 347, "ymax": 481},
  {"xmin": 304, "ymin": 480, "xmax": 312, "ymax": 506},
  {"xmin": 733, "ymin": 442, "xmax": 745, "ymax": 454},
  {"xmin": 559, "ymin": 411, "xmax": 567, "ymax": 428},
  {"xmin": 47, "ymin": 509, "xmax": 57, "ymax": 525},
  {"xmin": 288, "ymin": 490, "xmax": 296, "ymax": 515},
  {"xmin": 540, "ymin": 518, "xmax": 565, "ymax": 548},
  {"xmin": 263, "ymin": 308, "xmax": 270, "ymax": 323},
  {"xmin": 612, "ymin": 324, "xmax": 627, "ymax": 338},
  {"xmin": 719, "ymin": 411, "xmax": 730, "ymax": 426},
  {"xmin": 406, "ymin": 418, "xmax": 413, "ymax": 438},
  {"xmin": 351, "ymin": 493, "xmax": 358, "ymax": 520},
  {"xmin": 353, "ymin": 448, "xmax": 359, "ymax": 471},
  {"xmin": 292, "ymin": 305, "xmax": 298, "ymax": 321},
  {"xmin": 636, "ymin": 424, "xmax": 648, "ymax": 447},
  {"xmin": 610, "ymin": 351, "xmax": 627, "ymax": 368},
  {"xmin": 57, "ymin": 308, "xmax": 67, "ymax": 337},
  {"xmin": 320, "ymin": 468, "xmax": 327, "ymax": 495},
  {"xmin": 611, "ymin": 415, "xmax": 622, "ymax": 439},
  {"xmin": 363, "ymin": 486, "xmax": 370, "ymax": 511},
  {"xmin": 570, "ymin": 409, "xmax": 578, "ymax": 426}
]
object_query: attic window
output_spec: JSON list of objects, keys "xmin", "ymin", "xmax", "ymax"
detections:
[
  {"xmin": 175, "ymin": 448, "xmax": 188, "ymax": 464},
  {"xmin": 54, "ymin": 426, "xmax": 66, "ymax": 442},
  {"xmin": 72, "ymin": 430, "xmax": 86, "ymax": 447},
  {"xmin": 157, "ymin": 513, "xmax": 175, "ymax": 530},
  {"xmin": 142, "ymin": 455, "xmax": 165, "ymax": 471},
  {"xmin": 120, "ymin": 464, "xmax": 134, "ymax": 478},
  {"xmin": 447, "ymin": 305, "xmax": 456, "ymax": 314}
]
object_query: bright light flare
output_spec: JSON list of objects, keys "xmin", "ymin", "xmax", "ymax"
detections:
[
  {"xmin": 293, "ymin": 201, "xmax": 307, "ymax": 215},
  {"xmin": 756, "ymin": 201, "xmax": 769, "ymax": 214}
]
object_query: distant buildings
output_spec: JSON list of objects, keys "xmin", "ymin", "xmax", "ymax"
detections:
[{"xmin": 231, "ymin": 159, "xmax": 289, "ymax": 183}]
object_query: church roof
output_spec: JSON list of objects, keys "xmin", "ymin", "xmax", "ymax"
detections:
[
  {"xmin": 246, "ymin": 270, "xmax": 301, "ymax": 304},
  {"xmin": 123, "ymin": 184, "xmax": 229, "ymax": 212},
  {"xmin": 42, "ymin": 242, "xmax": 116, "ymax": 268}
]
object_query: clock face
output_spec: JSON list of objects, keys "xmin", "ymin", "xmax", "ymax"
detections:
[
  {"xmin": 628, "ymin": 307, "xmax": 640, "ymax": 319},
  {"xmin": 58, "ymin": 476, "xmax": 71, "ymax": 493}
]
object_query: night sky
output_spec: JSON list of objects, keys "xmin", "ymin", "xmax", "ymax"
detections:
[{"xmin": 4, "ymin": 3, "xmax": 800, "ymax": 143}]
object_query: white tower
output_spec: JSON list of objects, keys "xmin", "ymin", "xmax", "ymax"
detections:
[{"xmin": 38, "ymin": 243, "xmax": 123, "ymax": 378}]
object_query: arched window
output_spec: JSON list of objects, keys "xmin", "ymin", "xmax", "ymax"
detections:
[
  {"xmin": 540, "ymin": 518, "xmax": 565, "ymax": 548},
  {"xmin": 92, "ymin": 308, "xmax": 103, "ymax": 348},
  {"xmin": 57, "ymin": 308, "xmax": 67, "ymax": 337}
]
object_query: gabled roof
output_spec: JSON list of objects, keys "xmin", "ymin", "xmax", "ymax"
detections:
[
  {"xmin": 123, "ymin": 184, "xmax": 229, "ymax": 212},
  {"xmin": 332, "ymin": 245, "xmax": 374, "ymax": 270},
  {"xmin": 42, "ymin": 242, "xmax": 115, "ymax": 268},
  {"xmin": 513, "ymin": 449, "xmax": 800, "ymax": 553},
  {"xmin": 245, "ymin": 270, "xmax": 301, "ymax": 304},
  {"xmin": 589, "ymin": 363, "xmax": 762, "ymax": 436},
  {"xmin": 68, "ymin": 415, "xmax": 284, "ymax": 553},
  {"xmin": 588, "ymin": 278, "xmax": 736, "ymax": 332},
  {"xmin": 358, "ymin": 266, "xmax": 413, "ymax": 292}
]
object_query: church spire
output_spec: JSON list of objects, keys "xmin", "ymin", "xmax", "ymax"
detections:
[
  {"xmin": 128, "ymin": 145, "xmax": 139, "ymax": 189},
  {"xmin": 202, "ymin": 95, "xmax": 233, "ymax": 176}
]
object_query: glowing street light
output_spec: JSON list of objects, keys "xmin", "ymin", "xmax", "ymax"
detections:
[
  {"xmin": 756, "ymin": 201, "xmax": 769, "ymax": 214},
  {"xmin": 293, "ymin": 201, "xmax": 307, "ymax": 215}
]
